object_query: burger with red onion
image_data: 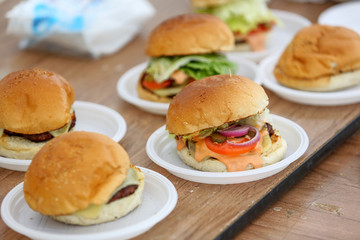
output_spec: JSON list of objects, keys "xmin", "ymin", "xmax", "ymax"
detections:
[{"xmin": 166, "ymin": 74, "xmax": 287, "ymax": 172}]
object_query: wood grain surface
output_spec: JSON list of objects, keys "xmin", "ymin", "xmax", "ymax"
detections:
[{"xmin": 0, "ymin": 0, "xmax": 359, "ymax": 240}]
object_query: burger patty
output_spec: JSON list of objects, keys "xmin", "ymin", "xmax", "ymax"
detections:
[
  {"xmin": 107, "ymin": 184, "xmax": 138, "ymax": 204},
  {"xmin": 266, "ymin": 123, "xmax": 275, "ymax": 136},
  {"xmin": 4, "ymin": 113, "xmax": 76, "ymax": 142}
]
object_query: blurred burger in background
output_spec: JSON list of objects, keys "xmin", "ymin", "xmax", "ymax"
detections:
[
  {"xmin": 166, "ymin": 74, "xmax": 287, "ymax": 172},
  {"xmin": 0, "ymin": 68, "xmax": 75, "ymax": 159},
  {"xmin": 137, "ymin": 13, "xmax": 238, "ymax": 103},
  {"xmin": 274, "ymin": 24, "xmax": 360, "ymax": 91},
  {"xmin": 190, "ymin": 0, "xmax": 278, "ymax": 52}
]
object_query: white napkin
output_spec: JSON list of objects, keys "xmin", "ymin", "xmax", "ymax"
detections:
[{"xmin": 6, "ymin": 0, "xmax": 155, "ymax": 58}]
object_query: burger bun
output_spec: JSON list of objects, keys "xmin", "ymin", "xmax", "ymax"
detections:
[
  {"xmin": 166, "ymin": 74, "xmax": 269, "ymax": 135},
  {"xmin": 274, "ymin": 24, "xmax": 360, "ymax": 91},
  {"xmin": 146, "ymin": 14, "xmax": 234, "ymax": 57},
  {"xmin": 0, "ymin": 68, "xmax": 75, "ymax": 134}
]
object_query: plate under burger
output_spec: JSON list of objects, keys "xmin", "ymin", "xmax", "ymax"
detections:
[
  {"xmin": 1, "ymin": 167, "xmax": 177, "ymax": 240},
  {"xmin": 224, "ymin": 9, "xmax": 311, "ymax": 62},
  {"xmin": 117, "ymin": 58, "xmax": 259, "ymax": 115},
  {"xmin": 0, "ymin": 101, "xmax": 127, "ymax": 172},
  {"xmin": 318, "ymin": 1, "xmax": 360, "ymax": 35},
  {"xmin": 146, "ymin": 114, "xmax": 309, "ymax": 184},
  {"xmin": 258, "ymin": 53, "xmax": 360, "ymax": 106}
]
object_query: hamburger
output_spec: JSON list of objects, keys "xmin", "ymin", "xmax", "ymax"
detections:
[
  {"xmin": 273, "ymin": 24, "xmax": 360, "ymax": 91},
  {"xmin": 190, "ymin": 0, "xmax": 278, "ymax": 52},
  {"xmin": 138, "ymin": 13, "xmax": 238, "ymax": 103},
  {"xmin": 0, "ymin": 68, "xmax": 76, "ymax": 160},
  {"xmin": 166, "ymin": 74, "xmax": 287, "ymax": 172},
  {"xmin": 23, "ymin": 131, "xmax": 145, "ymax": 225}
]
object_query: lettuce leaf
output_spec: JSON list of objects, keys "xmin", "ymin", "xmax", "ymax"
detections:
[
  {"xmin": 196, "ymin": 0, "xmax": 277, "ymax": 34},
  {"xmin": 146, "ymin": 53, "xmax": 238, "ymax": 83}
]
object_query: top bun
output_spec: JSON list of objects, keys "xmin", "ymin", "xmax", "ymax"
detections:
[
  {"xmin": 166, "ymin": 74, "xmax": 268, "ymax": 135},
  {"xmin": 146, "ymin": 14, "xmax": 234, "ymax": 57},
  {"xmin": 23, "ymin": 131, "xmax": 130, "ymax": 216},
  {"xmin": 0, "ymin": 68, "xmax": 75, "ymax": 134},
  {"xmin": 274, "ymin": 24, "xmax": 360, "ymax": 90},
  {"xmin": 190, "ymin": 0, "xmax": 232, "ymax": 8}
]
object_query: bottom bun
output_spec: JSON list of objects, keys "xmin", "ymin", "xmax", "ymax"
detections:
[
  {"xmin": 261, "ymin": 137, "xmax": 287, "ymax": 166},
  {"xmin": 274, "ymin": 67, "xmax": 360, "ymax": 91},
  {"xmin": 137, "ymin": 79, "xmax": 172, "ymax": 103},
  {"xmin": 177, "ymin": 134, "xmax": 287, "ymax": 172},
  {"xmin": 178, "ymin": 148, "xmax": 227, "ymax": 172},
  {"xmin": 0, "ymin": 135, "xmax": 46, "ymax": 160},
  {"xmin": 52, "ymin": 167, "xmax": 145, "ymax": 226}
]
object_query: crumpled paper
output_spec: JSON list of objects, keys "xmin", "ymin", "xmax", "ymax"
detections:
[{"xmin": 6, "ymin": 0, "xmax": 155, "ymax": 58}]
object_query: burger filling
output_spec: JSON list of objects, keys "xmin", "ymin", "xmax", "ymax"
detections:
[
  {"xmin": 195, "ymin": 0, "xmax": 278, "ymax": 51},
  {"xmin": 0, "ymin": 110, "xmax": 76, "ymax": 142},
  {"xmin": 73, "ymin": 166, "xmax": 140, "ymax": 219},
  {"xmin": 175, "ymin": 109, "xmax": 279, "ymax": 171},
  {"xmin": 142, "ymin": 53, "xmax": 238, "ymax": 97}
]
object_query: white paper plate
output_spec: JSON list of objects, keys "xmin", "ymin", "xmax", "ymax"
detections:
[
  {"xmin": 117, "ymin": 58, "xmax": 259, "ymax": 115},
  {"xmin": 318, "ymin": 1, "xmax": 360, "ymax": 34},
  {"xmin": 1, "ymin": 167, "xmax": 177, "ymax": 240},
  {"xmin": 146, "ymin": 115, "xmax": 309, "ymax": 184},
  {"xmin": 0, "ymin": 101, "xmax": 127, "ymax": 172},
  {"xmin": 225, "ymin": 9, "xmax": 311, "ymax": 62},
  {"xmin": 259, "ymin": 53, "xmax": 360, "ymax": 106}
]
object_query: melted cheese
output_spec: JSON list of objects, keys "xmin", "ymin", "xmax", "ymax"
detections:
[
  {"xmin": 49, "ymin": 108, "xmax": 74, "ymax": 137},
  {"xmin": 74, "ymin": 203, "xmax": 104, "ymax": 219},
  {"xmin": 74, "ymin": 167, "xmax": 139, "ymax": 219},
  {"xmin": 178, "ymin": 129, "xmax": 269, "ymax": 172}
]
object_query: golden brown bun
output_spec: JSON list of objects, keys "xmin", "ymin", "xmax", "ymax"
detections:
[
  {"xmin": 190, "ymin": 0, "xmax": 231, "ymax": 8},
  {"xmin": 146, "ymin": 14, "xmax": 234, "ymax": 57},
  {"xmin": 136, "ymin": 75, "xmax": 172, "ymax": 103},
  {"xmin": 177, "ymin": 131, "xmax": 287, "ymax": 172},
  {"xmin": 52, "ymin": 166, "xmax": 145, "ymax": 225},
  {"xmin": 166, "ymin": 74, "xmax": 269, "ymax": 135},
  {"xmin": 24, "ymin": 131, "xmax": 130, "ymax": 216},
  {"xmin": 0, "ymin": 68, "xmax": 75, "ymax": 134},
  {"xmin": 274, "ymin": 24, "xmax": 360, "ymax": 91}
]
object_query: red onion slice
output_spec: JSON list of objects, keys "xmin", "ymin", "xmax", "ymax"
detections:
[
  {"xmin": 218, "ymin": 125, "xmax": 250, "ymax": 137},
  {"xmin": 226, "ymin": 125, "xmax": 260, "ymax": 147}
]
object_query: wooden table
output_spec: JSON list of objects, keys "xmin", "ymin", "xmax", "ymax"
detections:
[{"xmin": 1, "ymin": 0, "xmax": 359, "ymax": 239}]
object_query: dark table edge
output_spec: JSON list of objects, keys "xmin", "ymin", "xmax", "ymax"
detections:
[{"xmin": 215, "ymin": 114, "xmax": 360, "ymax": 240}]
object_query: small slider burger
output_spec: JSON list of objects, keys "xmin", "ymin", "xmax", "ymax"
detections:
[
  {"xmin": 138, "ymin": 13, "xmax": 238, "ymax": 103},
  {"xmin": 166, "ymin": 74, "xmax": 287, "ymax": 172},
  {"xmin": 23, "ymin": 131, "xmax": 145, "ymax": 225},
  {"xmin": 274, "ymin": 24, "xmax": 360, "ymax": 91},
  {"xmin": 0, "ymin": 68, "xmax": 76, "ymax": 160},
  {"xmin": 190, "ymin": 0, "xmax": 278, "ymax": 51}
]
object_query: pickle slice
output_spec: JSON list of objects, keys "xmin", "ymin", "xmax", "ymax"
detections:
[{"xmin": 210, "ymin": 133, "xmax": 226, "ymax": 143}]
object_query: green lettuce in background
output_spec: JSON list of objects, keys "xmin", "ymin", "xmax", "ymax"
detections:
[
  {"xmin": 195, "ymin": 0, "xmax": 277, "ymax": 34},
  {"xmin": 146, "ymin": 53, "xmax": 238, "ymax": 83}
]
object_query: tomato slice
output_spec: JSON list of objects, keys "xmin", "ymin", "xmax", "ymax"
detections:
[
  {"xmin": 204, "ymin": 136, "xmax": 257, "ymax": 156},
  {"xmin": 248, "ymin": 22, "xmax": 273, "ymax": 35},
  {"xmin": 142, "ymin": 79, "xmax": 173, "ymax": 90}
]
